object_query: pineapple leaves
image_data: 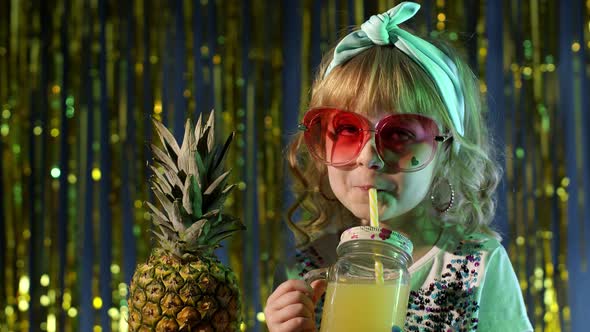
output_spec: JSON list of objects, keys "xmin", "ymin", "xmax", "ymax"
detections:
[
  {"xmin": 194, "ymin": 113, "xmax": 203, "ymax": 143},
  {"xmin": 213, "ymin": 132, "xmax": 235, "ymax": 171},
  {"xmin": 197, "ymin": 126, "xmax": 212, "ymax": 157},
  {"xmin": 150, "ymin": 165, "xmax": 173, "ymax": 194},
  {"xmin": 190, "ymin": 176, "xmax": 203, "ymax": 218},
  {"xmin": 151, "ymin": 144, "xmax": 179, "ymax": 173},
  {"xmin": 178, "ymin": 119, "xmax": 198, "ymax": 178},
  {"xmin": 204, "ymin": 170, "xmax": 231, "ymax": 195},
  {"xmin": 203, "ymin": 214, "xmax": 246, "ymax": 246},
  {"xmin": 147, "ymin": 112, "xmax": 245, "ymax": 257},
  {"xmin": 205, "ymin": 111, "xmax": 215, "ymax": 153},
  {"xmin": 171, "ymin": 200, "xmax": 187, "ymax": 233},
  {"xmin": 182, "ymin": 175, "xmax": 193, "ymax": 215},
  {"xmin": 145, "ymin": 201, "xmax": 169, "ymax": 223},
  {"xmin": 153, "ymin": 187, "xmax": 180, "ymax": 227},
  {"xmin": 181, "ymin": 218, "xmax": 207, "ymax": 243},
  {"xmin": 153, "ymin": 119, "xmax": 181, "ymax": 159}
]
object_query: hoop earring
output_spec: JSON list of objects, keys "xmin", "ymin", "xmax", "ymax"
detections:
[
  {"xmin": 318, "ymin": 175, "xmax": 338, "ymax": 202},
  {"xmin": 430, "ymin": 179, "xmax": 455, "ymax": 214}
]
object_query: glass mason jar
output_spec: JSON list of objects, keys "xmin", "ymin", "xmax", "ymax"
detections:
[{"xmin": 304, "ymin": 226, "xmax": 413, "ymax": 332}]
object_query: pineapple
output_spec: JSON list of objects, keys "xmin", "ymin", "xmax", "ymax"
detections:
[{"xmin": 127, "ymin": 112, "xmax": 245, "ymax": 331}]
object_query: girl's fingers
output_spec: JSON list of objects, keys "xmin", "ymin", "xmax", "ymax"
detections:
[
  {"xmin": 310, "ymin": 280, "xmax": 327, "ymax": 303},
  {"xmin": 270, "ymin": 302, "xmax": 314, "ymax": 323},
  {"xmin": 266, "ymin": 280, "xmax": 313, "ymax": 304},
  {"xmin": 279, "ymin": 317, "xmax": 316, "ymax": 332},
  {"xmin": 268, "ymin": 289, "xmax": 315, "ymax": 312}
]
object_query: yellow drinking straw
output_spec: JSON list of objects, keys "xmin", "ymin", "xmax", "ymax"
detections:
[{"xmin": 369, "ymin": 188, "xmax": 385, "ymax": 284}]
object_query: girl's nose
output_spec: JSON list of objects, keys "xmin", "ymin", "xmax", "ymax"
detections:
[{"xmin": 356, "ymin": 135, "xmax": 385, "ymax": 170}]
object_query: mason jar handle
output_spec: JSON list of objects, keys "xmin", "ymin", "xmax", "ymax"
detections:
[{"xmin": 303, "ymin": 267, "xmax": 328, "ymax": 285}]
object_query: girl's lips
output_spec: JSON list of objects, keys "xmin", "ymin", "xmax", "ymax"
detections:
[
  {"xmin": 356, "ymin": 185, "xmax": 375, "ymax": 191},
  {"xmin": 354, "ymin": 185, "xmax": 395, "ymax": 196}
]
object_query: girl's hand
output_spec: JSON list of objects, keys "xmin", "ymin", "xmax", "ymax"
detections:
[{"xmin": 264, "ymin": 279, "xmax": 327, "ymax": 332}]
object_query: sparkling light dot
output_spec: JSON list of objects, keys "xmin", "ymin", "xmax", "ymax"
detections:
[
  {"xmin": 66, "ymin": 107, "xmax": 75, "ymax": 118},
  {"xmin": 52, "ymin": 85, "xmax": 61, "ymax": 94},
  {"xmin": 93, "ymin": 325, "xmax": 102, "ymax": 332},
  {"xmin": 572, "ymin": 42, "xmax": 581, "ymax": 52},
  {"xmin": 110, "ymin": 264, "xmax": 120, "ymax": 274},
  {"xmin": 62, "ymin": 301, "xmax": 70, "ymax": 310},
  {"xmin": 1, "ymin": 109, "xmax": 10, "ymax": 119},
  {"xmin": 50, "ymin": 128, "xmax": 60, "ymax": 137},
  {"xmin": 546, "ymin": 64, "xmax": 556, "ymax": 72},
  {"xmin": 18, "ymin": 300, "xmax": 29, "ymax": 311},
  {"xmin": 256, "ymin": 312, "xmax": 266, "ymax": 322},
  {"xmin": 516, "ymin": 236, "xmax": 525, "ymax": 245},
  {"xmin": 40, "ymin": 274, "xmax": 50, "ymax": 287},
  {"xmin": 515, "ymin": 148, "xmax": 525, "ymax": 159},
  {"xmin": 118, "ymin": 283, "xmax": 128, "ymax": 297},
  {"xmin": 545, "ymin": 185, "xmax": 554, "ymax": 196},
  {"xmin": 67, "ymin": 308, "xmax": 78, "ymax": 317},
  {"xmin": 108, "ymin": 307, "xmax": 120, "ymax": 319},
  {"xmin": 1, "ymin": 124, "xmax": 9, "ymax": 136},
  {"xmin": 436, "ymin": 22, "xmax": 445, "ymax": 30},
  {"xmin": 200, "ymin": 45, "xmax": 209, "ymax": 56},
  {"xmin": 479, "ymin": 82, "xmax": 487, "ymax": 93},
  {"xmin": 134, "ymin": 200, "xmax": 143, "ymax": 208},
  {"xmin": 212, "ymin": 54, "xmax": 221, "ymax": 64},
  {"xmin": 50, "ymin": 168, "xmax": 61, "ymax": 179},
  {"xmin": 5, "ymin": 305, "xmax": 14, "ymax": 316},
  {"xmin": 68, "ymin": 174, "xmax": 77, "ymax": 184},
  {"xmin": 19, "ymin": 276, "xmax": 30, "ymax": 293},
  {"xmin": 240, "ymin": 322, "xmax": 246, "ymax": 332},
  {"xmin": 40, "ymin": 295, "xmax": 50, "ymax": 306},
  {"xmin": 437, "ymin": 13, "xmax": 446, "ymax": 21},
  {"xmin": 522, "ymin": 67, "xmax": 533, "ymax": 76},
  {"xmin": 47, "ymin": 314, "xmax": 56, "ymax": 332},
  {"xmin": 561, "ymin": 177, "xmax": 570, "ymax": 187},
  {"xmin": 33, "ymin": 126, "xmax": 43, "ymax": 136},
  {"xmin": 92, "ymin": 168, "xmax": 102, "ymax": 181},
  {"xmin": 154, "ymin": 101, "xmax": 162, "ymax": 114},
  {"xmin": 93, "ymin": 297, "xmax": 103, "ymax": 309}
]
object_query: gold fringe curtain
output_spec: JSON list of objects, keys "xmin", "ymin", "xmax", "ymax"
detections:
[{"xmin": 0, "ymin": 1, "xmax": 588, "ymax": 331}]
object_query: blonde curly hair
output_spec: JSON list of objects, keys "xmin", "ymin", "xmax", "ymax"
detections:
[{"xmin": 286, "ymin": 37, "xmax": 502, "ymax": 248}]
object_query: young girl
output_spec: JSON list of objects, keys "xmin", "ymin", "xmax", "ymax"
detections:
[{"xmin": 264, "ymin": 2, "xmax": 532, "ymax": 331}]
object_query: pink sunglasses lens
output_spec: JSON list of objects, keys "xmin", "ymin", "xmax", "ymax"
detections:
[
  {"xmin": 377, "ymin": 114, "xmax": 439, "ymax": 170},
  {"xmin": 303, "ymin": 110, "xmax": 366, "ymax": 164}
]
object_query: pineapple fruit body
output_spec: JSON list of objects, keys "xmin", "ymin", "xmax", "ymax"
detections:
[{"xmin": 127, "ymin": 249, "xmax": 241, "ymax": 331}]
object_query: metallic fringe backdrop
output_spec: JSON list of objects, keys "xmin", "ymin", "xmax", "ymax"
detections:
[{"xmin": 0, "ymin": 0, "xmax": 588, "ymax": 331}]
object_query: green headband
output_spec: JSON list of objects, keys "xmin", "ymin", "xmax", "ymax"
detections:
[{"xmin": 324, "ymin": 1, "xmax": 465, "ymax": 151}]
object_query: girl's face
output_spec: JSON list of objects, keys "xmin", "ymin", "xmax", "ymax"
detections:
[{"xmin": 325, "ymin": 111, "xmax": 439, "ymax": 225}]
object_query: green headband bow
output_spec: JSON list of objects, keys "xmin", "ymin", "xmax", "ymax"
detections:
[{"xmin": 324, "ymin": 1, "xmax": 465, "ymax": 151}]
